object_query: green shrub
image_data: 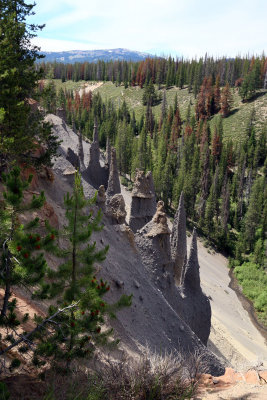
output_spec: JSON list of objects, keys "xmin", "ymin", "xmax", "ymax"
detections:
[{"xmin": 234, "ymin": 262, "xmax": 267, "ymax": 321}]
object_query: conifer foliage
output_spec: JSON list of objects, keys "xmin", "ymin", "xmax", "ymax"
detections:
[
  {"xmin": 0, "ymin": 170, "xmax": 131, "ymax": 372},
  {"xmin": 0, "ymin": 166, "xmax": 50, "ymax": 371},
  {"xmin": 0, "ymin": 167, "xmax": 47, "ymax": 320},
  {"xmin": 0, "ymin": 0, "xmax": 59, "ymax": 168},
  {"xmin": 35, "ymin": 172, "xmax": 132, "ymax": 368}
]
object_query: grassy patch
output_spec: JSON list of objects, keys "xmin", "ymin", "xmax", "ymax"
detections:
[
  {"xmin": 95, "ymin": 83, "xmax": 267, "ymax": 140},
  {"xmin": 52, "ymin": 79, "xmax": 267, "ymax": 141},
  {"xmin": 95, "ymin": 83, "xmax": 196, "ymax": 121},
  {"xmin": 210, "ymin": 89, "xmax": 267, "ymax": 142},
  {"xmin": 234, "ymin": 261, "xmax": 267, "ymax": 326},
  {"xmin": 48, "ymin": 78, "xmax": 89, "ymax": 93}
]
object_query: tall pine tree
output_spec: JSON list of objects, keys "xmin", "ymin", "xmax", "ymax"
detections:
[{"xmin": 0, "ymin": 0, "xmax": 58, "ymax": 168}]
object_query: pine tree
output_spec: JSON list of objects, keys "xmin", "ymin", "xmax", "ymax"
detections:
[
  {"xmin": 0, "ymin": 166, "xmax": 52, "ymax": 370},
  {"xmin": 204, "ymin": 166, "xmax": 219, "ymax": 236},
  {"xmin": 159, "ymin": 90, "xmax": 167, "ymax": 125},
  {"xmin": 214, "ymin": 75, "xmax": 221, "ymax": 113},
  {"xmin": 169, "ymin": 107, "xmax": 182, "ymax": 152},
  {"xmin": 0, "ymin": 167, "xmax": 47, "ymax": 320},
  {"xmin": 220, "ymin": 173, "xmax": 230, "ymax": 233},
  {"xmin": 183, "ymin": 144, "xmax": 200, "ymax": 218},
  {"xmin": 220, "ymin": 83, "xmax": 232, "ymax": 117},
  {"xmin": 35, "ymin": 172, "xmax": 132, "ymax": 368},
  {"xmin": 199, "ymin": 143, "xmax": 210, "ymax": 221},
  {"xmin": 142, "ymin": 79, "xmax": 157, "ymax": 106},
  {"xmin": 153, "ymin": 129, "xmax": 167, "ymax": 198},
  {"xmin": 241, "ymin": 176, "xmax": 264, "ymax": 252},
  {"xmin": 115, "ymin": 121, "xmax": 133, "ymax": 176},
  {"xmin": 0, "ymin": 0, "xmax": 59, "ymax": 167},
  {"xmin": 211, "ymin": 126, "xmax": 222, "ymax": 165},
  {"xmin": 42, "ymin": 67, "xmax": 57, "ymax": 113}
]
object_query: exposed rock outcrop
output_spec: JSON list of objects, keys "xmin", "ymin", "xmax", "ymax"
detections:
[
  {"xmin": 106, "ymin": 194, "xmax": 126, "ymax": 224},
  {"xmin": 135, "ymin": 201, "xmax": 174, "ymax": 279},
  {"xmin": 106, "ymin": 147, "xmax": 121, "ymax": 197},
  {"xmin": 66, "ymin": 147, "xmax": 80, "ymax": 170},
  {"xmin": 96, "ymin": 185, "xmax": 106, "ymax": 213},
  {"xmin": 56, "ymin": 107, "xmax": 66, "ymax": 121},
  {"xmin": 105, "ymin": 137, "xmax": 111, "ymax": 168},
  {"xmin": 146, "ymin": 200, "xmax": 171, "ymax": 237},
  {"xmin": 135, "ymin": 206, "xmax": 211, "ymax": 346},
  {"xmin": 78, "ymin": 131, "xmax": 85, "ymax": 170},
  {"xmin": 183, "ymin": 228, "xmax": 200, "ymax": 289},
  {"xmin": 44, "ymin": 112, "xmax": 225, "ymax": 376},
  {"xmin": 180, "ymin": 229, "xmax": 211, "ymax": 345},
  {"xmin": 170, "ymin": 192, "xmax": 187, "ymax": 285},
  {"xmin": 88, "ymin": 121, "xmax": 100, "ymax": 168},
  {"xmin": 129, "ymin": 170, "xmax": 157, "ymax": 233},
  {"xmin": 84, "ymin": 120, "xmax": 109, "ymax": 189}
]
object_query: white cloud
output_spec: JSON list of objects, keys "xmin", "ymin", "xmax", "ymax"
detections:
[{"xmin": 33, "ymin": 0, "xmax": 267, "ymax": 57}]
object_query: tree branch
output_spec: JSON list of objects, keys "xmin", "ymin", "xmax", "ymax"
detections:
[{"xmin": 0, "ymin": 301, "xmax": 80, "ymax": 357}]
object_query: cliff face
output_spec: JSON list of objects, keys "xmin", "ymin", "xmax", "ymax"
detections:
[
  {"xmin": 84, "ymin": 121, "xmax": 109, "ymax": 189},
  {"xmin": 44, "ymin": 114, "xmax": 224, "ymax": 376},
  {"xmin": 135, "ymin": 202, "xmax": 211, "ymax": 346},
  {"xmin": 170, "ymin": 192, "xmax": 187, "ymax": 285},
  {"xmin": 129, "ymin": 170, "xmax": 157, "ymax": 233},
  {"xmin": 106, "ymin": 147, "xmax": 121, "ymax": 197}
]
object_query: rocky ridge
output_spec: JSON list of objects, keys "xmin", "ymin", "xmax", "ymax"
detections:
[{"xmin": 43, "ymin": 113, "xmax": 226, "ymax": 375}]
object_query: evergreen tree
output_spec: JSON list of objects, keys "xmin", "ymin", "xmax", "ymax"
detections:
[
  {"xmin": 115, "ymin": 121, "xmax": 133, "ymax": 176},
  {"xmin": 199, "ymin": 143, "xmax": 210, "ymax": 221},
  {"xmin": 41, "ymin": 68, "xmax": 57, "ymax": 113},
  {"xmin": 0, "ymin": 0, "xmax": 59, "ymax": 167},
  {"xmin": 220, "ymin": 83, "xmax": 232, "ymax": 117},
  {"xmin": 220, "ymin": 173, "xmax": 230, "ymax": 234},
  {"xmin": 214, "ymin": 75, "xmax": 221, "ymax": 113},
  {"xmin": 36, "ymin": 172, "xmax": 132, "ymax": 367},
  {"xmin": 241, "ymin": 176, "xmax": 264, "ymax": 252},
  {"xmin": 183, "ymin": 144, "xmax": 200, "ymax": 218},
  {"xmin": 0, "ymin": 166, "xmax": 52, "ymax": 370},
  {"xmin": 204, "ymin": 166, "xmax": 219, "ymax": 236},
  {"xmin": 0, "ymin": 167, "xmax": 47, "ymax": 320},
  {"xmin": 142, "ymin": 79, "xmax": 157, "ymax": 106}
]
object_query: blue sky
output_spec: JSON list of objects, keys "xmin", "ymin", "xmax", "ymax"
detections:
[{"xmin": 30, "ymin": 0, "xmax": 267, "ymax": 58}]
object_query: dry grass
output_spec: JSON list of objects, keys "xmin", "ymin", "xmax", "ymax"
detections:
[
  {"xmin": 92, "ymin": 347, "xmax": 200, "ymax": 400},
  {"xmin": 2, "ymin": 347, "xmax": 208, "ymax": 399}
]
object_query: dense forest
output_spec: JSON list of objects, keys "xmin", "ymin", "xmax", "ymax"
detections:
[
  {"xmin": 39, "ymin": 55, "xmax": 267, "ymax": 324},
  {"xmin": 40, "ymin": 54, "xmax": 267, "ymax": 99}
]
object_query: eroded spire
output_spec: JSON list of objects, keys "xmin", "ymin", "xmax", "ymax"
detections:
[
  {"xmin": 106, "ymin": 147, "xmax": 121, "ymax": 197},
  {"xmin": 183, "ymin": 228, "xmax": 200, "ymax": 290},
  {"xmin": 171, "ymin": 192, "xmax": 187, "ymax": 285}
]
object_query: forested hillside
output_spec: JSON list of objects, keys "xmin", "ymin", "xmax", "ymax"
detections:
[
  {"xmin": 1, "ymin": 0, "xmax": 267, "ymax": 397},
  {"xmin": 39, "ymin": 55, "xmax": 267, "ymax": 324}
]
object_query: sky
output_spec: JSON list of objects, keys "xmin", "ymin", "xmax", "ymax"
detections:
[{"xmin": 30, "ymin": 0, "xmax": 267, "ymax": 58}]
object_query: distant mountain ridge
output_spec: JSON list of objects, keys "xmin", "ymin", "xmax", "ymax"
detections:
[{"xmin": 40, "ymin": 48, "xmax": 155, "ymax": 63}]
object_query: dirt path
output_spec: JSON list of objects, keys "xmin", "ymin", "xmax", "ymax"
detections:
[{"xmin": 78, "ymin": 81, "xmax": 103, "ymax": 97}]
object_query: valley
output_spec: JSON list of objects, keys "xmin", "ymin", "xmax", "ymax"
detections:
[{"xmin": 1, "ymin": 3, "xmax": 267, "ymax": 395}]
